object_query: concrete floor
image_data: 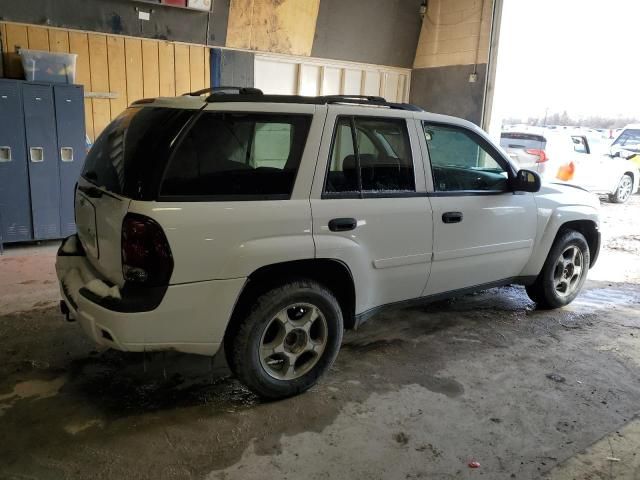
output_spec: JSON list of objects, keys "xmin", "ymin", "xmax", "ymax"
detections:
[{"xmin": 0, "ymin": 196, "xmax": 639, "ymax": 480}]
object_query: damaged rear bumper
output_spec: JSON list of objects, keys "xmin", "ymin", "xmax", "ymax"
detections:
[{"xmin": 56, "ymin": 235, "xmax": 245, "ymax": 356}]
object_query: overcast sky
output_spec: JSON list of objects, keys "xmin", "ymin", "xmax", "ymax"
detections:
[{"xmin": 492, "ymin": 0, "xmax": 640, "ymax": 120}]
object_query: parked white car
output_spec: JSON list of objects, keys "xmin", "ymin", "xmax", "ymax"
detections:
[
  {"xmin": 500, "ymin": 128, "xmax": 639, "ymax": 203},
  {"xmin": 610, "ymin": 124, "xmax": 640, "ymax": 166},
  {"xmin": 57, "ymin": 90, "xmax": 601, "ymax": 398}
]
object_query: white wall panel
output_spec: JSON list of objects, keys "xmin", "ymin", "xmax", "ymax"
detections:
[
  {"xmin": 321, "ymin": 67, "xmax": 341, "ymax": 95},
  {"xmin": 343, "ymin": 69, "xmax": 363, "ymax": 95},
  {"xmin": 299, "ymin": 64, "xmax": 321, "ymax": 96},
  {"xmin": 363, "ymin": 71, "xmax": 381, "ymax": 97},
  {"xmin": 254, "ymin": 54, "xmax": 410, "ymax": 103},
  {"xmin": 255, "ymin": 58, "xmax": 298, "ymax": 95}
]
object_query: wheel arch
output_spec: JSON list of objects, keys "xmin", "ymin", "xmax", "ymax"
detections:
[
  {"xmin": 556, "ymin": 220, "xmax": 600, "ymax": 268},
  {"xmin": 521, "ymin": 206, "xmax": 600, "ymax": 278},
  {"xmin": 225, "ymin": 258, "xmax": 357, "ymax": 343}
]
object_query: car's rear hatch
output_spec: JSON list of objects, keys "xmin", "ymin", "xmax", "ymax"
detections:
[
  {"xmin": 500, "ymin": 132, "xmax": 547, "ymax": 172},
  {"xmin": 76, "ymin": 105, "xmax": 196, "ymax": 286}
]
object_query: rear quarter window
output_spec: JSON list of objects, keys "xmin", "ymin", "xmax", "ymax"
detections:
[
  {"xmin": 82, "ymin": 107, "xmax": 194, "ymax": 199},
  {"xmin": 160, "ymin": 112, "xmax": 312, "ymax": 200}
]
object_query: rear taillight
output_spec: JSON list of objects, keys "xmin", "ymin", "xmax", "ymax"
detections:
[
  {"xmin": 121, "ymin": 213, "xmax": 173, "ymax": 286},
  {"xmin": 525, "ymin": 148, "xmax": 548, "ymax": 163}
]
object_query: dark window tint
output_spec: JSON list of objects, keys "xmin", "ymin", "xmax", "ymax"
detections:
[
  {"xmin": 425, "ymin": 124, "xmax": 509, "ymax": 192},
  {"xmin": 82, "ymin": 107, "xmax": 194, "ymax": 199},
  {"xmin": 161, "ymin": 113, "xmax": 312, "ymax": 199},
  {"xmin": 325, "ymin": 116, "xmax": 415, "ymax": 195}
]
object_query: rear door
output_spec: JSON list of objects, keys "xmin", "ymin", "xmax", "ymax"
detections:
[
  {"xmin": 310, "ymin": 106, "xmax": 433, "ymax": 315},
  {"xmin": 421, "ymin": 121, "xmax": 537, "ymax": 295}
]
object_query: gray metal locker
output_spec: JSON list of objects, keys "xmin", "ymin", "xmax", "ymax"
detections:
[
  {"xmin": 0, "ymin": 79, "xmax": 32, "ymax": 243},
  {"xmin": 54, "ymin": 84, "xmax": 86, "ymax": 237},
  {"xmin": 22, "ymin": 83, "xmax": 61, "ymax": 240}
]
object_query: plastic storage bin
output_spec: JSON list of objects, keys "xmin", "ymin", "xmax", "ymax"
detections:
[
  {"xmin": 19, "ymin": 49, "xmax": 77, "ymax": 84},
  {"xmin": 187, "ymin": 0, "xmax": 211, "ymax": 10}
]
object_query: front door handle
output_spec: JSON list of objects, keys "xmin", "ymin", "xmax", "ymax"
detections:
[
  {"xmin": 329, "ymin": 218, "xmax": 357, "ymax": 232},
  {"xmin": 442, "ymin": 211, "xmax": 463, "ymax": 224}
]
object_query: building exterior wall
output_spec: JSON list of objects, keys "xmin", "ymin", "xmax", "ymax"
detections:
[
  {"xmin": 311, "ymin": 0, "xmax": 423, "ymax": 68},
  {"xmin": 411, "ymin": 0, "xmax": 495, "ymax": 125}
]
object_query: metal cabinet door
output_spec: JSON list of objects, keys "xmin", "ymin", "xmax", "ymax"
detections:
[
  {"xmin": 22, "ymin": 83, "xmax": 61, "ymax": 239},
  {"xmin": 0, "ymin": 80, "xmax": 33, "ymax": 242},
  {"xmin": 54, "ymin": 84, "xmax": 86, "ymax": 237}
]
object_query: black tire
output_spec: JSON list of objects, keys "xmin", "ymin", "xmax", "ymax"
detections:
[
  {"xmin": 525, "ymin": 230, "xmax": 590, "ymax": 309},
  {"xmin": 230, "ymin": 279, "xmax": 343, "ymax": 399},
  {"xmin": 608, "ymin": 174, "xmax": 633, "ymax": 203}
]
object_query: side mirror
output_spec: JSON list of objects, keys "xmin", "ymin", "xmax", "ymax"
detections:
[{"xmin": 511, "ymin": 169, "xmax": 541, "ymax": 193}]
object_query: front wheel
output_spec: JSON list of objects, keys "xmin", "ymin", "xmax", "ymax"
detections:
[
  {"xmin": 525, "ymin": 230, "xmax": 590, "ymax": 309},
  {"xmin": 229, "ymin": 279, "xmax": 343, "ymax": 399},
  {"xmin": 608, "ymin": 174, "xmax": 633, "ymax": 203}
]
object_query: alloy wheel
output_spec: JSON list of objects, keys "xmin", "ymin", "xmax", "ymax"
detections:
[
  {"xmin": 553, "ymin": 245, "xmax": 584, "ymax": 297},
  {"xmin": 259, "ymin": 303, "xmax": 328, "ymax": 381}
]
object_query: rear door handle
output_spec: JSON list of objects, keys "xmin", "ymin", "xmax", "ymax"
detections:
[
  {"xmin": 442, "ymin": 211, "xmax": 463, "ymax": 224},
  {"xmin": 329, "ymin": 218, "xmax": 357, "ymax": 232}
]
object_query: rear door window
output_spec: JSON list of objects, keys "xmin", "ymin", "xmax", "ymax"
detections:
[
  {"xmin": 160, "ymin": 112, "xmax": 312, "ymax": 200},
  {"xmin": 325, "ymin": 116, "xmax": 415, "ymax": 196}
]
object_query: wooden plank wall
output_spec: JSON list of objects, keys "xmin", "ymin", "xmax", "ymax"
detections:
[
  {"xmin": 0, "ymin": 22, "xmax": 210, "ymax": 140},
  {"xmin": 227, "ymin": 0, "xmax": 321, "ymax": 56}
]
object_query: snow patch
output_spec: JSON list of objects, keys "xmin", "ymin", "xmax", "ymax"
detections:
[
  {"xmin": 62, "ymin": 267, "xmax": 121, "ymax": 302},
  {"xmin": 84, "ymin": 279, "xmax": 122, "ymax": 300},
  {"xmin": 61, "ymin": 235, "xmax": 78, "ymax": 254}
]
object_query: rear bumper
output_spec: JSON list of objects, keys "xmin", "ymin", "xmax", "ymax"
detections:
[{"xmin": 56, "ymin": 235, "xmax": 245, "ymax": 356}]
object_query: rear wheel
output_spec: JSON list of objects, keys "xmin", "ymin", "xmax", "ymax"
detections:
[
  {"xmin": 525, "ymin": 230, "xmax": 590, "ymax": 309},
  {"xmin": 229, "ymin": 279, "xmax": 343, "ymax": 399},
  {"xmin": 608, "ymin": 174, "xmax": 633, "ymax": 203}
]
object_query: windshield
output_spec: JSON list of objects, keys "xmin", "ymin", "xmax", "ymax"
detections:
[
  {"xmin": 612, "ymin": 128, "xmax": 640, "ymax": 152},
  {"xmin": 82, "ymin": 107, "xmax": 195, "ymax": 199}
]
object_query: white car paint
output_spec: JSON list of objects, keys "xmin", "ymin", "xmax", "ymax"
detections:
[
  {"xmin": 57, "ymin": 97, "xmax": 602, "ymax": 356},
  {"xmin": 501, "ymin": 128, "xmax": 639, "ymax": 198}
]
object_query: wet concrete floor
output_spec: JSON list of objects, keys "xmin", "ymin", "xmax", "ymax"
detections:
[{"xmin": 0, "ymin": 195, "xmax": 639, "ymax": 479}]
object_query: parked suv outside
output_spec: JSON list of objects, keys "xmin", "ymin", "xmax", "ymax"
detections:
[{"xmin": 57, "ymin": 90, "xmax": 601, "ymax": 399}]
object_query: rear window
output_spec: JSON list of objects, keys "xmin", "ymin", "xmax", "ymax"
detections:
[
  {"xmin": 160, "ymin": 112, "xmax": 312, "ymax": 200},
  {"xmin": 82, "ymin": 107, "xmax": 194, "ymax": 199},
  {"xmin": 612, "ymin": 128, "xmax": 640, "ymax": 152},
  {"xmin": 500, "ymin": 132, "xmax": 546, "ymax": 150}
]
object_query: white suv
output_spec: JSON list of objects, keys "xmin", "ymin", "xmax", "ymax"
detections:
[{"xmin": 57, "ymin": 90, "xmax": 601, "ymax": 399}]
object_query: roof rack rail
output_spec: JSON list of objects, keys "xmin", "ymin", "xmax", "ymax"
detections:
[
  {"xmin": 202, "ymin": 90, "xmax": 424, "ymax": 112},
  {"xmin": 184, "ymin": 86, "xmax": 264, "ymax": 97}
]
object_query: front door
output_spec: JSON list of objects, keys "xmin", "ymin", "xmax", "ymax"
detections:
[
  {"xmin": 419, "ymin": 121, "xmax": 537, "ymax": 296},
  {"xmin": 310, "ymin": 107, "xmax": 433, "ymax": 315}
]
